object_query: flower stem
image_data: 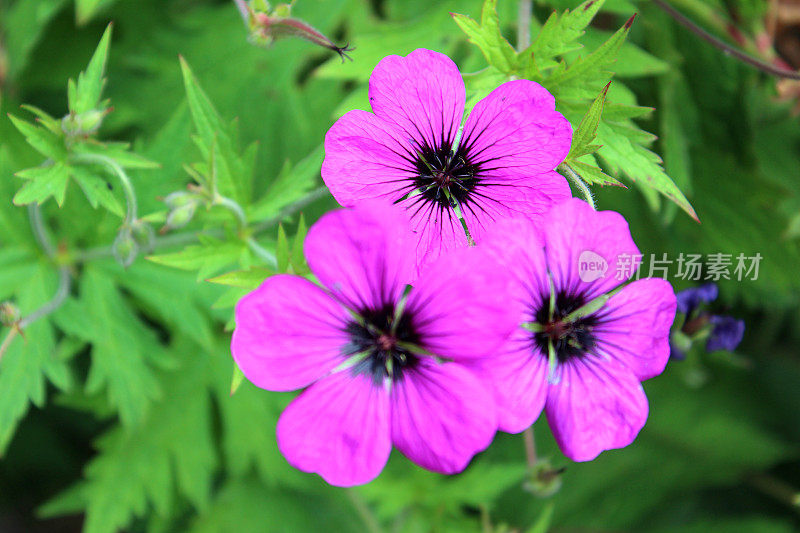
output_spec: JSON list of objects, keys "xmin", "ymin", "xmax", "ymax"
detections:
[
  {"xmin": 214, "ymin": 194, "xmax": 249, "ymax": 229},
  {"xmin": 559, "ymin": 163, "xmax": 595, "ymax": 210},
  {"xmin": 517, "ymin": 0, "xmax": 532, "ymax": 51},
  {"xmin": 0, "ymin": 206, "xmax": 72, "ymax": 363},
  {"xmin": 652, "ymin": 0, "xmax": 800, "ymax": 80},
  {"xmin": 246, "ymin": 237, "xmax": 277, "ymax": 269},
  {"xmin": 345, "ymin": 488, "xmax": 383, "ymax": 533},
  {"xmin": 523, "ymin": 425, "xmax": 537, "ymax": 468}
]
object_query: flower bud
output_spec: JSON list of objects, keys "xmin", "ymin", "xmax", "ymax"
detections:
[
  {"xmin": 112, "ymin": 227, "xmax": 139, "ymax": 268},
  {"xmin": 61, "ymin": 108, "xmax": 108, "ymax": 137},
  {"xmin": 164, "ymin": 201, "xmax": 198, "ymax": 231},
  {"xmin": 130, "ymin": 220, "xmax": 155, "ymax": 252},
  {"xmin": 523, "ymin": 459, "xmax": 564, "ymax": 498},
  {"xmin": 164, "ymin": 191, "xmax": 199, "ymax": 209},
  {"xmin": 0, "ymin": 301, "xmax": 21, "ymax": 327}
]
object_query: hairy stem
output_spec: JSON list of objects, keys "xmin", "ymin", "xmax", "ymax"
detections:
[
  {"xmin": 73, "ymin": 186, "xmax": 329, "ymax": 263},
  {"xmin": 517, "ymin": 0, "xmax": 532, "ymax": 51},
  {"xmin": 652, "ymin": 0, "xmax": 800, "ymax": 80},
  {"xmin": 215, "ymin": 194, "xmax": 248, "ymax": 229},
  {"xmin": 523, "ymin": 426, "xmax": 538, "ymax": 468},
  {"xmin": 559, "ymin": 163, "xmax": 596, "ymax": 210},
  {"xmin": 0, "ymin": 206, "xmax": 71, "ymax": 362}
]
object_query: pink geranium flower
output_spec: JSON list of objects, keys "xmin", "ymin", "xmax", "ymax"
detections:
[
  {"xmin": 322, "ymin": 48, "xmax": 573, "ymax": 268},
  {"xmin": 231, "ymin": 202, "xmax": 517, "ymax": 486},
  {"xmin": 476, "ymin": 199, "xmax": 677, "ymax": 461}
]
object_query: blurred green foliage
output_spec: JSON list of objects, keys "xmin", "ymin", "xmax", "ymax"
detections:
[{"xmin": 1, "ymin": 0, "xmax": 799, "ymax": 532}]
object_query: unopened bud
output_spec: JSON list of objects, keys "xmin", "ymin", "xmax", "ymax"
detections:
[
  {"xmin": 112, "ymin": 227, "xmax": 139, "ymax": 268},
  {"xmin": 0, "ymin": 301, "xmax": 21, "ymax": 326},
  {"xmin": 130, "ymin": 220, "xmax": 155, "ymax": 252},
  {"xmin": 523, "ymin": 459, "xmax": 565, "ymax": 497},
  {"xmin": 61, "ymin": 108, "xmax": 108, "ymax": 137},
  {"xmin": 164, "ymin": 201, "xmax": 198, "ymax": 231},
  {"xmin": 164, "ymin": 191, "xmax": 199, "ymax": 209},
  {"xmin": 248, "ymin": 5, "xmax": 353, "ymax": 61}
]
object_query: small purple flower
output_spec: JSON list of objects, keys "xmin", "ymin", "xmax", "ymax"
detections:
[
  {"xmin": 675, "ymin": 283, "xmax": 718, "ymax": 314},
  {"xmin": 231, "ymin": 202, "xmax": 517, "ymax": 486},
  {"xmin": 474, "ymin": 199, "xmax": 677, "ymax": 462},
  {"xmin": 706, "ymin": 316, "xmax": 745, "ymax": 352},
  {"xmin": 322, "ymin": 48, "xmax": 573, "ymax": 269}
]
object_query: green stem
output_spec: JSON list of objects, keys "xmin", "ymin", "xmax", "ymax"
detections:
[
  {"xmin": 246, "ymin": 237, "xmax": 277, "ymax": 269},
  {"xmin": 523, "ymin": 425, "xmax": 537, "ymax": 467},
  {"xmin": 345, "ymin": 488, "xmax": 383, "ymax": 533},
  {"xmin": 233, "ymin": 0, "xmax": 249, "ymax": 23},
  {"xmin": 517, "ymin": 0, "xmax": 532, "ymax": 51},
  {"xmin": 559, "ymin": 163, "xmax": 595, "ymax": 210}
]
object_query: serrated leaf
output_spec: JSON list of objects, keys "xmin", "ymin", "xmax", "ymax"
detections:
[
  {"xmin": 526, "ymin": 0, "xmax": 605, "ymax": 72},
  {"xmin": 564, "ymin": 158, "xmax": 622, "ymax": 187},
  {"xmin": 59, "ymin": 268, "xmax": 161, "ymax": 427},
  {"xmin": 41, "ymin": 340, "xmax": 216, "ymax": 533},
  {"xmin": 567, "ymin": 82, "xmax": 609, "ymax": 159},
  {"xmin": 451, "ymin": 0, "xmax": 518, "ymax": 73},
  {"xmin": 0, "ymin": 265, "xmax": 67, "ymax": 454},
  {"xmin": 8, "ymin": 114, "xmax": 68, "ymax": 161},
  {"xmin": 596, "ymin": 120, "xmax": 697, "ymax": 220},
  {"xmin": 73, "ymin": 141, "xmax": 160, "ymax": 170},
  {"xmin": 70, "ymin": 24, "xmax": 112, "ymax": 115},
  {"xmin": 545, "ymin": 15, "xmax": 635, "ymax": 98},
  {"xmin": 70, "ymin": 166, "xmax": 124, "ymax": 216},
  {"xmin": 229, "ymin": 364, "xmax": 245, "ymax": 396},
  {"xmin": 13, "ymin": 163, "xmax": 71, "ymax": 206},
  {"xmin": 290, "ymin": 214, "xmax": 310, "ymax": 275},
  {"xmin": 147, "ymin": 239, "xmax": 246, "ymax": 280},
  {"xmin": 249, "ymin": 145, "xmax": 322, "ymax": 221}
]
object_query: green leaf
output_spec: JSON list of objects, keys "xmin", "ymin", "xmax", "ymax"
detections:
[
  {"xmin": 526, "ymin": 502, "xmax": 555, "ymax": 533},
  {"xmin": 8, "ymin": 114, "xmax": 68, "ymax": 161},
  {"xmin": 179, "ymin": 57, "xmax": 252, "ymax": 203},
  {"xmin": 229, "ymin": 364, "xmax": 245, "ymax": 396},
  {"xmin": 13, "ymin": 163, "xmax": 71, "ymax": 206},
  {"xmin": 41, "ymin": 339, "xmax": 216, "ymax": 533},
  {"xmin": 452, "ymin": 0, "xmax": 518, "ymax": 73},
  {"xmin": 564, "ymin": 158, "xmax": 621, "ymax": 187},
  {"xmin": 73, "ymin": 141, "xmax": 160, "ymax": 170},
  {"xmin": 567, "ymin": 83, "xmax": 610, "ymax": 159},
  {"xmin": 526, "ymin": 0, "xmax": 605, "ymax": 72},
  {"xmin": 56, "ymin": 268, "xmax": 161, "ymax": 427},
  {"xmin": 290, "ymin": 214, "xmax": 309, "ymax": 275},
  {"xmin": 0, "ymin": 265, "xmax": 68, "ymax": 454},
  {"xmin": 545, "ymin": 15, "xmax": 635, "ymax": 99},
  {"xmin": 206, "ymin": 267, "xmax": 272, "ymax": 289},
  {"xmin": 70, "ymin": 166, "xmax": 124, "ymax": 216},
  {"xmin": 69, "ymin": 23, "xmax": 113, "ymax": 115},
  {"xmin": 276, "ymin": 224, "xmax": 290, "ymax": 273},
  {"xmin": 596, "ymin": 120, "xmax": 697, "ymax": 220},
  {"xmin": 147, "ymin": 237, "xmax": 247, "ymax": 280},
  {"xmin": 75, "ymin": 0, "xmax": 118, "ymax": 25},
  {"xmin": 248, "ymin": 146, "xmax": 322, "ymax": 221}
]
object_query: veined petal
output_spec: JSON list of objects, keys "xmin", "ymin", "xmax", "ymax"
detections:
[
  {"xmin": 322, "ymin": 110, "xmax": 419, "ymax": 206},
  {"xmin": 390, "ymin": 360, "xmax": 497, "ymax": 474},
  {"xmin": 232, "ymin": 275, "xmax": 350, "ymax": 391},
  {"xmin": 406, "ymin": 246, "xmax": 518, "ymax": 360},
  {"xmin": 594, "ymin": 278, "xmax": 677, "ymax": 381},
  {"xmin": 368, "ymin": 49, "xmax": 465, "ymax": 151},
  {"xmin": 461, "ymin": 80, "xmax": 572, "ymax": 177},
  {"xmin": 277, "ymin": 371, "xmax": 392, "ymax": 487},
  {"xmin": 542, "ymin": 198, "xmax": 641, "ymax": 301},
  {"xmin": 305, "ymin": 201, "xmax": 417, "ymax": 311},
  {"xmin": 545, "ymin": 358, "xmax": 649, "ymax": 462}
]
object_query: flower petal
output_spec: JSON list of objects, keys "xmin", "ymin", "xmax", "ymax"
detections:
[
  {"xmin": 305, "ymin": 201, "xmax": 417, "ymax": 311},
  {"xmin": 368, "ymin": 48, "xmax": 465, "ymax": 151},
  {"xmin": 390, "ymin": 360, "xmax": 497, "ymax": 474},
  {"xmin": 232, "ymin": 275, "xmax": 350, "ymax": 391},
  {"xmin": 462, "ymin": 170, "xmax": 572, "ymax": 244},
  {"xmin": 545, "ymin": 359, "xmax": 648, "ymax": 462},
  {"xmin": 542, "ymin": 198, "xmax": 641, "ymax": 300},
  {"xmin": 277, "ymin": 371, "xmax": 391, "ymax": 486},
  {"xmin": 322, "ymin": 110, "xmax": 419, "ymax": 207},
  {"xmin": 461, "ymin": 79, "xmax": 572, "ymax": 177},
  {"xmin": 469, "ymin": 328, "xmax": 549, "ymax": 434},
  {"xmin": 594, "ymin": 278, "xmax": 677, "ymax": 381},
  {"xmin": 406, "ymin": 246, "xmax": 518, "ymax": 360}
]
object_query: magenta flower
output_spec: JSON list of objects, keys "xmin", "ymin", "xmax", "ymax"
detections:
[
  {"xmin": 231, "ymin": 202, "xmax": 517, "ymax": 486},
  {"xmin": 322, "ymin": 48, "xmax": 573, "ymax": 268},
  {"xmin": 475, "ymin": 199, "xmax": 677, "ymax": 461}
]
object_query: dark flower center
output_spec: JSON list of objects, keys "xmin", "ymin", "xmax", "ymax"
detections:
[
  {"xmin": 344, "ymin": 303, "xmax": 421, "ymax": 383},
  {"xmin": 412, "ymin": 142, "xmax": 480, "ymax": 209},
  {"xmin": 532, "ymin": 291, "xmax": 599, "ymax": 363}
]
